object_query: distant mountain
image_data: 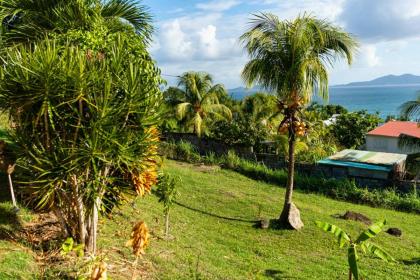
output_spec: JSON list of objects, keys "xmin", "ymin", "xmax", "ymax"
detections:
[
  {"xmin": 228, "ymin": 86, "xmax": 265, "ymax": 100},
  {"xmin": 334, "ymin": 74, "xmax": 420, "ymax": 87},
  {"xmin": 229, "ymin": 74, "xmax": 420, "ymax": 100}
]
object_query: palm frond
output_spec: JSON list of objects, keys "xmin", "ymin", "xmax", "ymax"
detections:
[
  {"xmin": 101, "ymin": 0, "xmax": 153, "ymax": 41},
  {"xmin": 399, "ymin": 94, "xmax": 420, "ymax": 121},
  {"xmin": 175, "ymin": 102, "xmax": 192, "ymax": 120},
  {"xmin": 240, "ymin": 12, "xmax": 357, "ymax": 103}
]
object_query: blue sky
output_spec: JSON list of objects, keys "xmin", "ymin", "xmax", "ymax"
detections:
[{"xmin": 142, "ymin": 0, "xmax": 420, "ymax": 88}]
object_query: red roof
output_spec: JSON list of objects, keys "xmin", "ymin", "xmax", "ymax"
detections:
[{"xmin": 367, "ymin": 121, "xmax": 420, "ymax": 138}]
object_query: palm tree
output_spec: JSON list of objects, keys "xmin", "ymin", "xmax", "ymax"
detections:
[
  {"xmin": 241, "ymin": 93, "xmax": 277, "ymax": 126},
  {"xmin": 240, "ymin": 13, "xmax": 357, "ymax": 229},
  {"xmin": 398, "ymin": 93, "xmax": 420, "ymax": 182},
  {"xmin": 0, "ymin": 0, "xmax": 153, "ymax": 43},
  {"xmin": 398, "ymin": 93, "xmax": 420, "ymax": 149},
  {"xmin": 400, "ymin": 92, "xmax": 420, "ymax": 121},
  {"xmin": 175, "ymin": 71, "xmax": 232, "ymax": 137}
]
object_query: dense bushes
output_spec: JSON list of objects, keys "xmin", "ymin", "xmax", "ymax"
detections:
[
  {"xmin": 160, "ymin": 141, "xmax": 420, "ymax": 214},
  {"xmin": 332, "ymin": 110, "xmax": 382, "ymax": 148}
]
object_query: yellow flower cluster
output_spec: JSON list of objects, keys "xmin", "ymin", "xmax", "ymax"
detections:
[
  {"xmin": 131, "ymin": 126, "xmax": 160, "ymax": 196},
  {"xmin": 126, "ymin": 221, "xmax": 149, "ymax": 257},
  {"xmin": 131, "ymin": 166, "xmax": 158, "ymax": 196}
]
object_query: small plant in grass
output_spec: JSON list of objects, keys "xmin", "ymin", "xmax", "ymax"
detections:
[
  {"xmin": 204, "ymin": 151, "xmax": 219, "ymax": 165},
  {"xmin": 154, "ymin": 173, "xmax": 181, "ymax": 236},
  {"xmin": 61, "ymin": 237, "xmax": 84, "ymax": 258},
  {"xmin": 316, "ymin": 220, "xmax": 395, "ymax": 280},
  {"xmin": 176, "ymin": 140, "xmax": 201, "ymax": 162},
  {"xmin": 224, "ymin": 150, "xmax": 241, "ymax": 169}
]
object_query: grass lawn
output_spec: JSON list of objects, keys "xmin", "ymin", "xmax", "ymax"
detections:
[
  {"xmin": 96, "ymin": 160, "xmax": 420, "ymax": 280},
  {"xmin": 0, "ymin": 172, "xmax": 38, "ymax": 280},
  {"xmin": 0, "ymin": 160, "xmax": 419, "ymax": 279}
]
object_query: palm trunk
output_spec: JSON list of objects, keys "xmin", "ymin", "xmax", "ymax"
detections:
[
  {"xmin": 284, "ymin": 133, "xmax": 295, "ymax": 205},
  {"xmin": 165, "ymin": 212, "xmax": 170, "ymax": 236},
  {"xmin": 279, "ymin": 126, "xmax": 304, "ymax": 229},
  {"xmin": 85, "ymin": 197, "xmax": 100, "ymax": 254},
  {"xmin": 71, "ymin": 175, "xmax": 86, "ymax": 244}
]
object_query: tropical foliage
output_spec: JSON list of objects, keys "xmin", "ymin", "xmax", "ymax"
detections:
[
  {"xmin": 174, "ymin": 72, "xmax": 232, "ymax": 137},
  {"xmin": 0, "ymin": 0, "xmax": 153, "ymax": 44},
  {"xmin": 316, "ymin": 220, "xmax": 394, "ymax": 280},
  {"xmin": 332, "ymin": 111, "xmax": 382, "ymax": 148},
  {"xmin": 0, "ymin": 0, "xmax": 162, "ymax": 254},
  {"xmin": 240, "ymin": 12, "xmax": 357, "ymax": 229}
]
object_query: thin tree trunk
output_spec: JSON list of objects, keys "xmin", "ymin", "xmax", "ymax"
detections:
[
  {"xmin": 279, "ymin": 125, "xmax": 303, "ymax": 229},
  {"xmin": 86, "ymin": 197, "xmax": 99, "ymax": 254},
  {"xmin": 165, "ymin": 212, "xmax": 169, "ymax": 236},
  {"xmin": 349, "ymin": 268, "xmax": 352, "ymax": 280},
  {"xmin": 285, "ymin": 133, "xmax": 295, "ymax": 205},
  {"xmin": 44, "ymin": 110, "xmax": 50, "ymax": 149},
  {"xmin": 71, "ymin": 175, "xmax": 86, "ymax": 245},
  {"xmin": 7, "ymin": 173, "xmax": 17, "ymax": 208}
]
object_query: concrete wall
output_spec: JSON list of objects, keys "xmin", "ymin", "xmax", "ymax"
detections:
[{"xmin": 366, "ymin": 135, "xmax": 420, "ymax": 154}]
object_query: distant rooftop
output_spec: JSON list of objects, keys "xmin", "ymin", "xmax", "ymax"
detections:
[
  {"xmin": 326, "ymin": 149, "xmax": 407, "ymax": 166},
  {"xmin": 367, "ymin": 121, "xmax": 420, "ymax": 138}
]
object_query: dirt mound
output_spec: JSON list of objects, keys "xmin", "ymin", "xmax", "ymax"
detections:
[
  {"xmin": 340, "ymin": 211, "xmax": 372, "ymax": 225},
  {"xmin": 386, "ymin": 227, "xmax": 402, "ymax": 237}
]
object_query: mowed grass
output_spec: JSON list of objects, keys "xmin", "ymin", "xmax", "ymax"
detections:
[
  {"xmin": 99, "ymin": 160, "xmax": 420, "ymax": 280},
  {"xmin": 0, "ymin": 172, "xmax": 38, "ymax": 280}
]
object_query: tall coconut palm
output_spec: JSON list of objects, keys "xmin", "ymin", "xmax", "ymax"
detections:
[
  {"xmin": 0, "ymin": 0, "xmax": 153, "ymax": 43},
  {"xmin": 175, "ymin": 71, "xmax": 232, "ymax": 137},
  {"xmin": 240, "ymin": 13, "xmax": 357, "ymax": 229},
  {"xmin": 399, "ymin": 93, "xmax": 420, "ymax": 149}
]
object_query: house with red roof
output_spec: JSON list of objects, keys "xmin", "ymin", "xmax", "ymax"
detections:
[{"xmin": 366, "ymin": 121, "xmax": 420, "ymax": 154}]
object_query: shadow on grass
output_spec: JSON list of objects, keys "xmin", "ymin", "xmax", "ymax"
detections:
[
  {"xmin": 0, "ymin": 203, "xmax": 22, "ymax": 240},
  {"xmin": 264, "ymin": 269, "xmax": 297, "ymax": 279},
  {"xmin": 0, "ymin": 172, "xmax": 11, "ymax": 203},
  {"xmin": 174, "ymin": 201, "xmax": 259, "ymax": 223},
  {"xmin": 402, "ymin": 257, "xmax": 420, "ymax": 266}
]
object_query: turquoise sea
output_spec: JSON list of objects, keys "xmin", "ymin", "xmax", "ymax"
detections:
[{"xmin": 324, "ymin": 85, "xmax": 420, "ymax": 119}]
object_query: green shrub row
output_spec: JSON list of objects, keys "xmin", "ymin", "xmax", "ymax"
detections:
[{"xmin": 160, "ymin": 141, "xmax": 420, "ymax": 214}]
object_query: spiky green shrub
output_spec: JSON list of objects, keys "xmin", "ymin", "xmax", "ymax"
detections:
[{"xmin": 0, "ymin": 36, "xmax": 162, "ymax": 253}]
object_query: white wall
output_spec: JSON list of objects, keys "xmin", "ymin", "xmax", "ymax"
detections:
[{"xmin": 366, "ymin": 135, "xmax": 419, "ymax": 154}]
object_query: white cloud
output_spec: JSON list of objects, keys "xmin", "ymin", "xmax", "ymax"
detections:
[
  {"xmin": 267, "ymin": 0, "xmax": 345, "ymax": 22},
  {"xmin": 196, "ymin": 0, "xmax": 241, "ymax": 12},
  {"xmin": 198, "ymin": 25, "xmax": 219, "ymax": 58},
  {"xmin": 358, "ymin": 44, "xmax": 380, "ymax": 67},
  {"xmin": 340, "ymin": 0, "xmax": 420, "ymax": 41},
  {"xmin": 153, "ymin": 13, "xmax": 241, "ymax": 63},
  {"xmin": 157, "ymin": 19, "xmax": 194, "ymax": 61}
]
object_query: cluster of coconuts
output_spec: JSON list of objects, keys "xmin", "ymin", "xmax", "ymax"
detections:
[
  {"xmin": 277, "ymin": 99, "xmax": 308, "ymax": 137},
  {"xmin": 278, "ymin": 118, "xmax": 307, "ymax": 136}
]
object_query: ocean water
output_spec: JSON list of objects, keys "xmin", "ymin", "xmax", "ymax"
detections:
[{"xmin": 321, "ymin": 85, "xmax": 420, "ymax": 119}]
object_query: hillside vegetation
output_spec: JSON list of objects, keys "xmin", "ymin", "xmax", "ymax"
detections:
[
  {"xmin": 101, "ymin": 161, "xmax": 420, "ymax": 279},
  {"xmin": 1, "ymin": 160, "xmax": 419, "ymax": 279}
]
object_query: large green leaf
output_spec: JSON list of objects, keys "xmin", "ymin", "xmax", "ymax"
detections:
[
  {"xmin": 315, "ymin": 221, "xmax": 351, "ymax": 248},
  {"xmin": 348, "ymin": 245, "xmax": 359, "ymax": 280},
  {"xmin": 355, "ymin": 220, "xmax": 386, "ymax": 244},
  {"xmin": 362, "ymin": 242, "xmax": 395, "ymax": 262}
]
